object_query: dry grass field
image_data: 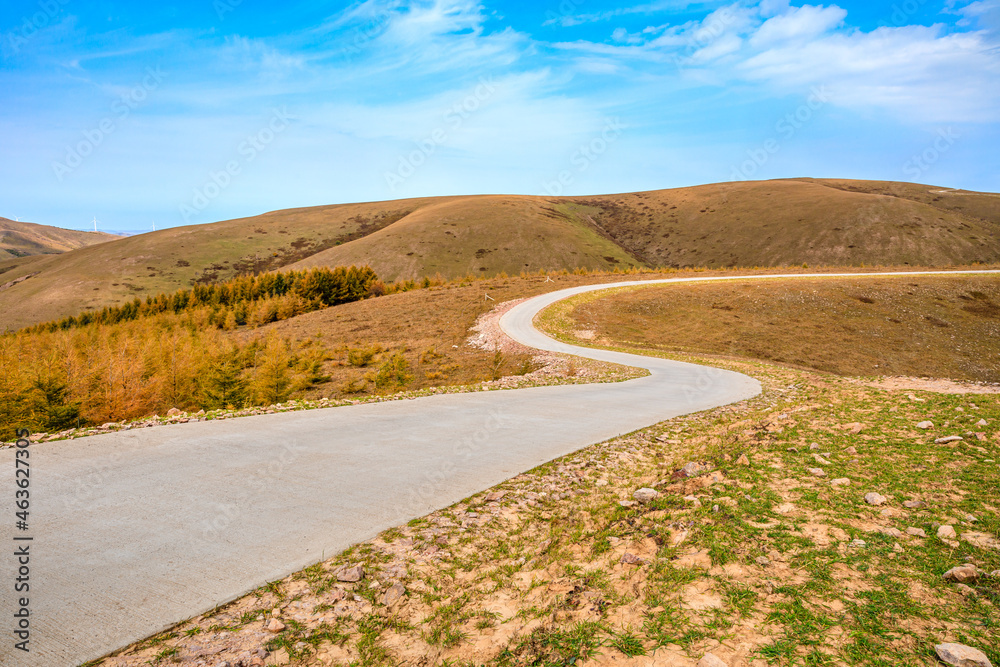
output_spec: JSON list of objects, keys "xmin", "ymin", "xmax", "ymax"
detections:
[{"xmin": 539, "ymin": 275, "xmax": 1000, "ymax": 384}]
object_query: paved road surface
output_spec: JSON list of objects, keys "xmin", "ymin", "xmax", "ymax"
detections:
[{"xmin": 1, "ymin": 270, "xmax": 993, "ymax": 665}]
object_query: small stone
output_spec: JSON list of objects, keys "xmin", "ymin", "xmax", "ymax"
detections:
[
  {"xmin": 712, "ymin": 504, "xmax": 720, "ymax": 513},
  {"xmin": 619, "ymin": 500, "xmax": 637, "ymax": 508},
  {"xmin": 382, "ymin": 582, "xmax": 405, "ymax": 607},
  {"xmin": 697, "ymin": 653, "xmax": 729, "ymax": 667},
  {"xmin": 879, "ymin": 527, "xmax": 903, "ymax": 538},
  {"xmin": 936, "ymin": 435, "xmax": 964, "ymax": 444},
  {"xmin": 808, "ymin": 467, "xmax": 826, "ymax": 477},
  {"xmin": 736, "ymin": 453, "xmax": 750, "ymax": 466},
  {"xmin": 167, "ymin": 407, "xmax": 183, "ymax": 417},
  {"xmin": 831, "ymin": 478, "xmax": 851, "ymax": 487},
  {"xmin": 809, "ymin": 443, "xmax": 820, "ymax": 450},
  {"xmin": 634, "ymin": 488, "xmax": 659, "ymax": 504},
  {"xmin": 966, "ymin": 514, "xmax": 978, "ymax": 523},
  {"xmin": 265, "ymin": 617, "xmax": 285, "ymax": 633},
  {"xmin": 956, "ymin": 583, "xmax": 977, "ymax": 597},
  {"xmin": 786, "ymin": 447, "xmax": 798, "ymax": 452},
  {"xmin": 813, "ymin": 454, "xmax": 831, "ymax": 465},
  {"xmin": 935, "ymin": 643, "xmax": 993, "ymax": 667},
  {"xmin": 844, "ymin": 446, "xmax": 858, "ymax": 455},
  {"xmin": 850, "ymin": 539, "xmax": 867, "ymax": 548},
  {"xmin": 337, "ymin": 565, "xmax": 365, "ymax": 582},
  {"xmin": 595, "ymin": 479, "xmax": 609, "ymax": 486},
  {"xmin": 680, "ymin": 461, "xmax": 711, "ymax": 478},
  {"xmin": 943, "ymin": 564, "xmax": 979, "ymax": 583},
  {"xmin": 903, "ymin": 499, "xmax": 925, "ymax": 509},
  {"xmin": 906, "ymin": 527, "xmax": 927, "ymax": 538},
  {"xmin": 976, "ymin": 419, "xmax": 988, "ymax": 427},
  {"xmin": 683, "ymin": 494, "xmax": 702, "ymax": 507},
  {"xmin": 916, "ymin": 421, "xmax": 934, "ymax": 429},
  {"xmin": 864, "ymin": 492, "xmax": 887, "ymax": 506},
  {"xmin": 620, "ymin": 552, "xmax": 645, "ymax": 565},
  {"xmin": 938, "ymin": 525, "xmax": 957, "ymax": 540},
  {"xmin": 485, "ymin": 491, "xmax": 506, "ymax": 502},
  {"xmin": 755, "ymin": 556, "xmax": 771, "ymax": 567}
]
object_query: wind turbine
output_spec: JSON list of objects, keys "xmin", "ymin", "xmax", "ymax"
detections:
[{"xmin": 91, "ymin": 216, "xmax": 99, "ymax": 232}]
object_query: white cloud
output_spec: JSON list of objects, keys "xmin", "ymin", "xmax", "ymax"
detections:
[
  {"xmin": 552, "ymin": 1, "xmax": 1000, "ymax": 122},
  {"xmin": 749, "ymin": 4, "xmax": 847, "ymax": 47}
]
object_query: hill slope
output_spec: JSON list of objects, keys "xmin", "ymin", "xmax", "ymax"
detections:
[
  {"xmin": 0, "ymin": 218, "xmax": 118, "ymax": 257},
  {"xmin": 1, "ymin": 179, "xmax": 998, "ymax": 331}
]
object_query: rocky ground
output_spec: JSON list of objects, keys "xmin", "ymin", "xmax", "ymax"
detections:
[{"xmin": 85, "ymin": 339, "xmax": 999, "ymax": 666}]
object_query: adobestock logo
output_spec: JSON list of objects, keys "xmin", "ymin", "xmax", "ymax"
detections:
[
  {"xmin": 6, "ymin": 0, "xmax": 71, "ymax": 54},
  {"xmin": 902, "ymin": 128, "xmax": 959, "ymax": 180},
  {"xmin": 52, "ymin": 67, "xmax": 167, "ymax": 182},
  {"xmin": 179, "ymin": 107, "xmax": 297, "ymax": 223},
  {"xmin": 730, "ymin": 86, "xmax": 831, "ymax": 182}
]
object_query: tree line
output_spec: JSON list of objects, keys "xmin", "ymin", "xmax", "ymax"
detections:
[{"xmin": 26, "ymin": 266, "xmax": 379, "ymax": 333}]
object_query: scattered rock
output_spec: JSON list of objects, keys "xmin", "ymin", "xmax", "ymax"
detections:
[
  {"xmin": 966, "ymin": 514, "xmax": 978, "ymax": 523},
  {"xmin": 755, "ymin": 556, "xmax": 771, "ymax": 567},
  {"xmin": 808, "ymin": 467, "xmax": 827, "ymax": 477},
  {"xmin": 936, "ymin": 435, "xmax": 964, "ymax": 444},
  {"xmin": 167, "ymin": 407, "xmax": 183, "ymax": 417},
  {"xmin": 736, "ymin": 453, "xmax": 750, "ymax": 466},
  {"xmin": 831, "ymin": 478, "xmax": 851, "ymax": 487},
  {"xmin": 620, "ymin": 552, "xmax": 646, "ymax": 565},
  {"xmin": 683, "ymin": 494, "xmax": 702, "ymax": 508},
  {"xmin": 879, "ymin": 527, "xmax": 903, "ymax": 538},
  {"xmin": 382, "ymin": 582, "xmax": 405, "ymax": 607},
  {"xmin": 698, "ymin": 653, "xmax": 729, "ymax": 667},
  {"xmin": 935, "ymin": 643, "xmax": 993, "ymax": 667},
  {"xmin": 864, "ymin": 492, "xmax": 887, "ymax": 506},
  {"xmin": 337, "ymin": 565, "xmax": 365, "ymax": 582},
  {"xmin": 809, "ymin": 443, "xmax": 821, "ymax": 450},
  {"xmin": 976, "ymin": 419, "xmax": 988, "ymax": 427},
  {"xmin": 485, "ymin": 491, "xmax": 507, "ymax": 502},
  {"xmin": 938, "ymin": 525, "xmax": 957, "ymax": 540},
  {"xmin": 850, "ymin": 539, "xmax": 867, "ymax": 548},
  {"xmin": 906, "ymin": 527, "xmax": 927, "ymax": 538},
  {"xmin": 634, "ymin": 488, "xmax": 659, "ymax": 504},
  {"xmin": 916, "ymin": 421, "xmax": 934, "ymax": 429},
  {"xmin": 963, "ymin": 531, "xmax": 1000, "ymax": 551},
  {"xmin": 619, "ymin": 500, "xmax": 637, "ymax": 508},
  {"xmin": 943, "ymin": 564, "xmax": 979, "ymax": 584},
  {"xmin": 903, "ymin": 499, "xmax": 925, "ymax": 509},
  {"xmin": 844, "ymin": 446, "xmax": 858, "ymax": 455},
  {"xmin": 956, "ymin": 583, "xmax": 977, "ymax": 597},
  {"xmin": 679, "ymin": 461, "xmax": 711, "ymax": 478},
  {"xmin": 265, "ymin": 618, "xmax": 285, "ymax": 633},
  {"xmin": 813, "ymin": 454, "xmax": 831, "ymax": 465}
]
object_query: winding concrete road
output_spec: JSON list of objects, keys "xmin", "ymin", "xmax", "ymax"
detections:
[{"xmin": 1, "ymin": 270, "xmax": 994, "ymax": 666}]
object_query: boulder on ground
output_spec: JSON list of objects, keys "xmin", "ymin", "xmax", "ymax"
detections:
[
  {"xmin": 934, "ymin": 642, "xmax": 993, "ymax": 667},
  {"xmin": 634, "ymin": 488, "xmax": 659, "ymax": 504},
  {"xmin": 864, "ymin": 492, "xmax": 887, "ymax": 506}
]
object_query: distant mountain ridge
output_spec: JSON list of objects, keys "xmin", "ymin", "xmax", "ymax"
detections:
[
  {"xmin": 0, "ymin": 217, "xmax": 118, "ymax": 258},
  {"xmin": 0, "ymin": 178, "xmax": 997, "ymax": 331}
]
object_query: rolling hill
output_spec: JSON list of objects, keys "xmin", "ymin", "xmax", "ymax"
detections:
[
  {"xmin": 0, "ymin": 217, "xmax": 118, "ymax": 257},
  {"xmin": 1, "ymin": 178, "xmax": 998, "ymax": 331}
]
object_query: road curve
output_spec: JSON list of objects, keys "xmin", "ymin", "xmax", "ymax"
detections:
[{"xmin": 1, "ymin": 270, "xmax": 994, "ymax": 666}]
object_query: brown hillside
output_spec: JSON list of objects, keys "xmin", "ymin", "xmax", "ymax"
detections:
[
  {"xmin": 0, "ymin": 217, "xmax": 118, "ymax": 257},
  {"xmin": 0, "ymin": 179, "xmax": 997, "ymax": 331}
]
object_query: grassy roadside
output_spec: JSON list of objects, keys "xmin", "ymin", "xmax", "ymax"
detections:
[
  {"xmin": 534, "ymin": 273, "xmax": 1000, "ymax": 383},
  {"xmin": 91, "ymin": 345, "xmax": 999, "ymax": 665}
]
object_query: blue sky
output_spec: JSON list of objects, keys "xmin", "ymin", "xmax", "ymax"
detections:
[{"xmin": 1, "ymin": 0, "xmax": 998, "ymax": 231}]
